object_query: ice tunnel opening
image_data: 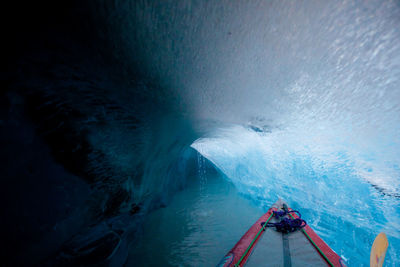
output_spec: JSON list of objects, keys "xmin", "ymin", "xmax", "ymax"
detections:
[{"xmin": 2, "ymin": 0, "xmax": 400, "ymax": 266}]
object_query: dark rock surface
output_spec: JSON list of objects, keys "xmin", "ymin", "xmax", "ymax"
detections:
[{"xmin": 1, "ymin": 1, "xmax": 197, "ymax": 265}]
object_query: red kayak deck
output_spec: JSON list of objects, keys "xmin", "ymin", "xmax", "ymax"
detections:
[{"xmin": 218, "ymin": 200, "xmax": 346, "ymax": 267}]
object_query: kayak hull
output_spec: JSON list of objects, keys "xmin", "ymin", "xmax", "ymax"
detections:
[{"xmin": 218, "ymin": 199, "xmax": 346, "ymax": 267}]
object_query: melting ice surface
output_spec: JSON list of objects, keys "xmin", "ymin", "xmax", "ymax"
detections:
[{"xmin": 116, "ymin": 1, "xmax": 400, "ymax": 266}]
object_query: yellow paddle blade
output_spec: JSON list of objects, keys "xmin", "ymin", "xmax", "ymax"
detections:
[{"xmin": 370, "ymin": 232, "xmax": 389, "ymax": 267}]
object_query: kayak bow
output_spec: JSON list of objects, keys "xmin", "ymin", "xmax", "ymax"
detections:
[{"xmin": 218, "ymin": 199, "xmax": 346, "ymax": 267}]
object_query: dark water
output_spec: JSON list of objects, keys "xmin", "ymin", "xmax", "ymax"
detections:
[
  {"xmin": 126, "ymin": 157, "xmax": 263, "ymax": 266},
  {"xmin": 2, "ymin": 0, "xmax": 400, "ymax": 266}
]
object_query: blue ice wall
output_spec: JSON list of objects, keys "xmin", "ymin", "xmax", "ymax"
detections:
[{"xmin": 192, "ymin": 124, "xmax": 400, "ymax": 265}]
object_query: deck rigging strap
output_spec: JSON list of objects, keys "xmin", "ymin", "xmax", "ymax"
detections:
[
  {"xmin": 282, "ymin": 232, "xmax": 292, "ymax": 267},
  {"xmin": 261, "ymin": 210, "xmax": 307, "ymax": 233}
]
